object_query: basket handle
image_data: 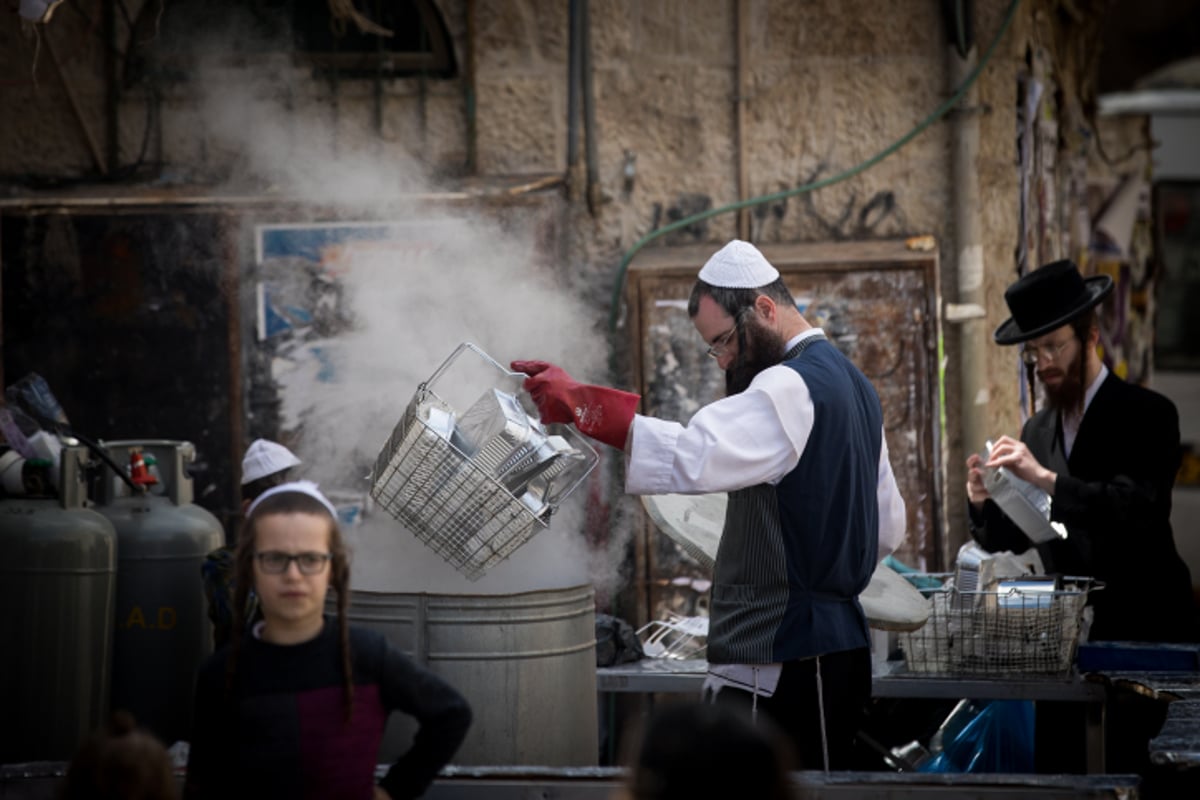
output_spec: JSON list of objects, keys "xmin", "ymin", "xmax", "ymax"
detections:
[
  {"xmin": 414, "ymin": 341, "xmax": 600, "ymax": 515},
  {"xmin": 1062, "ymin": 576, "xmax": 1104, "ymax": 593},
  {"xmin": 420, "ymin": 342, "xmax": 524, "ymax": 389}
]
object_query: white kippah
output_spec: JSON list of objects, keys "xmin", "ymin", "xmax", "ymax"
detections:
[
  {"xmin": 697, "ymin": 240, "xmax": 780, "ymax": 288},
  {"xmin": 241, "ymin": 439, "xmax": 302, "ymax": 485},
  {"xmin": 246, "ymin": 480, "xmax": 338, "ymax": 520}
]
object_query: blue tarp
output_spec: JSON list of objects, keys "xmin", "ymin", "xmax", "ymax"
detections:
[{"xmin": 917, "ymin": 701, "xmax": 1035, "ymax": 773}]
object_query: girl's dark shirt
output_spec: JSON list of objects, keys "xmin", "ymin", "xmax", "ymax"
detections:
[{"xmin": 185, "ymin": 619, "xmax": 471, "ymax": 799}]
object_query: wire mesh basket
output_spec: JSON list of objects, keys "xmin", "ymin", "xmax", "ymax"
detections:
[
  {"xmin": 369, "ymin": 342, "xmax": 598, "ymax": 580},
  {"xmin": 899, "ymin": 575, "xmax": 1094, "ymax": 676},
  {"xmin": 637, "ymin": 614, "xmax": 709, "ymax": 661}
]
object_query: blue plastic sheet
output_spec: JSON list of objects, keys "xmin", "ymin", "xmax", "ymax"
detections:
[
  {"xmin": 882, "ymin": 554, "xmax": 944, "ymax": 591},
  {"xmin": 917, "ymin": 700, "xmax": 1035, "ymax": 773}
]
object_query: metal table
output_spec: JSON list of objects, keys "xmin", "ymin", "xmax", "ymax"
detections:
[
  {"xmin": 0, "ymin": 762, "xmax": 1143, "ymax": 800},
  {"xmin": 421, "ymin": 767, "xmax": 1144, "ymax": 799},
  {"xmin": 597, "ymin": 659, "xmax": 1109, "ymax": 773},
  {"xmin": 1091, "ymin": 671, "xmax": 1200, "ymax": 771},
  {"xmin": 595, "ymin": 657, "xmax": 707, "ymax": 693}
]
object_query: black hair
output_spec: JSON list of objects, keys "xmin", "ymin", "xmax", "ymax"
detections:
[
  {"xmin": 61, "ymin": 711, "xmax": 176, "ymax": 800},
  {"xmin": 240, "ymin": 468, "xmax": 295, "ymax": 503},
  {"xmin": 626, "ymin": 701, "xmax": 793, "ymax": 800},
  {"xmin": 1069, "ymin": 307, "xmax": 1097, "ymax": 344},
  {"xmin": 687, "ymin": 277, "xmax": 796, "ymax": 319}
]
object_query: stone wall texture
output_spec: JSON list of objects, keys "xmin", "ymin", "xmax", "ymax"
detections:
[{"xmin": 0, "ymin": 0, "xmax": 1138, "ymax": 580}]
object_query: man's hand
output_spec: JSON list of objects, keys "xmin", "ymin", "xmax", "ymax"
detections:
[
  {"xmin": 510, "ymin": 360, "xmax": 582, "ymax": 426},
  {"xmin": 965, "ymin": 452, "xmax": 990, "ymax": 510},
  {"xmin": 510, "ymin": 359, "xmax": 640, "ymax": 451},
  {"xmin": 373, "ymin": 787, "xmax": 393, "ymax": 800},
  {"xmin": 984, "ymin": 435, "xmax": 1057, "ymax": 494}
]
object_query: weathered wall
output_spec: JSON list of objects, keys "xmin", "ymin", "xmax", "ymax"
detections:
[
  {"xmin": 2, "ymin": 0, "xmax": 1108, "ymax": 579},
  {"xmin": 0, "ymin": 1, "xmax": 469, "ymax": 187},
  {"xmin": 0, "ymin": 6, "xmax": 112, "ymax": 178}
]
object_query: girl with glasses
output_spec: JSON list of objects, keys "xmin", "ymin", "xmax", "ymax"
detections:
[{"xmin": 185, "ymin": 481, "xmax": 472, "ymax": 800}]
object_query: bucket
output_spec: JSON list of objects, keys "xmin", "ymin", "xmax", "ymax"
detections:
[{"xmin": 338, "ymin": 583, "xmax": 598, "ymax": 766}]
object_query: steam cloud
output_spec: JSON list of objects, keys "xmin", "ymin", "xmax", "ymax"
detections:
[{"xmin": 188, "ymin": 20, "xmax": 635, "ymax": 598}]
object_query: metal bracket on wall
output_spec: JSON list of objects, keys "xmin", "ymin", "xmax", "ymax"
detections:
[{"xmin": 943, "ymin": 302, "xmax": 986, "ymax": 322}]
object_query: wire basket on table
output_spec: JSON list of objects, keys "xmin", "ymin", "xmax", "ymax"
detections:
[
  {"xmin": 369, "ymin": 343, "xmax": 598, "ymax": 580},
  {"xmin": 637, "ymin": 614, "xmax": 709, "ymax": 660},
  {"xmin": 900, "ymin": 575, "xmax": 1094, "ymax": 676}
]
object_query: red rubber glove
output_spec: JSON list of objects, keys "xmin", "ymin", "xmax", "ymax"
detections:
[{"xmin": 510, "ymin": 360, "xmax": 640, "ymax": 451}]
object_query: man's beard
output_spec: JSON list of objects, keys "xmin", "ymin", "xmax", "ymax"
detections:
[
  {"xmin": 725, "ymin": 317, "xmax": 787, "ymax": 395},
  {"xmin": 1040, "ymin": 345, "xmax": 1087, "ymax": 416}
]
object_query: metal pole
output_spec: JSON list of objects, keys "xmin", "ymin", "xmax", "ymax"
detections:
[
  {"xmin": 947, "ymin": 41, "xmax": 989, "ymax": 563},
  {"xmin": 736, "ymin": 0, "xmax": 751, "ymax": 240}
]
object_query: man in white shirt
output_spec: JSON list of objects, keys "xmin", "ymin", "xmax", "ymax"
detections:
[{"xmin": 513, "ymin": 239, "xmax": 906, "ymax": 769}]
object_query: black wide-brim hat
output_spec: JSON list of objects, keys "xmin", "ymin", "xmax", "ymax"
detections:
[{"xmin": 993, "ymin": 259, "xmax": 1114, "ymax": 345}]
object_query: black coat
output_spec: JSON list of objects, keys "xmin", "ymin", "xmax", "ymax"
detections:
[{"xmin": 969, "ymin": 373, "xmax": 1197, "ymax": 643}]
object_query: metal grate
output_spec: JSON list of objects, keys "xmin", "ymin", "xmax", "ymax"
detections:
[
  {"xmin": 369, "ymin": 343, "xmax": 597, "ymax": 581},
  {"xmin": 900, "ymin": 577, "xmax": 1092, "ymax": 676}
]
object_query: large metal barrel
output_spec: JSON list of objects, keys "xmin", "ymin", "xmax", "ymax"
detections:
[
  {"xmin": 95, "ymin": 439, "xmax": 224, "ymax": 745},
  {"xmin": 0, "ymin": 446, "xmax": 117, "ymax": 762},
  {"xmin": 342, "ymin": 584, "xmax": 598, "ymax": 766}
]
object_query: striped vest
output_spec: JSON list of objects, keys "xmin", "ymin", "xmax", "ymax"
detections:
[{"xmin": 707, "ymin": 335, "xmax": 883, "ymax": 663}]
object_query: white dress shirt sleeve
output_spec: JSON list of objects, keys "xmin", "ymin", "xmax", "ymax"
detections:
[
  {"xmin": 625, "ymin": 364, "xmax": 908, "ymax": 559},
  {"xmin": 876, "ymin": 432, "xmax": 907, "ymax": 558},
  {"xmin": 625, "ymin": 365, "xmax": 814, "ymax": 495}
]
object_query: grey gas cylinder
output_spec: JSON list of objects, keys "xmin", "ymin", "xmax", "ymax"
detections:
[
  {"xmin": 95, "ymin": 439, "xmax": 224, "ymax": 745},
  {"xmin": 0, "ymin": 445, "xmax": 117, "ymax": 762}
]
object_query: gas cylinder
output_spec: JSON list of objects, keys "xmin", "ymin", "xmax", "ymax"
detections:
[
  {"xmin": 0, "ymin": 445, "xmax": 117, "ymax": 762},
  {"xmin": 95, "ymin": 439, "xmax": 223, "ymax": 745}
]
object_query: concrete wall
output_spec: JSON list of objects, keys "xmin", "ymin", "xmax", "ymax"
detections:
[
  {"xmin": 1, "ymin": 0, "xmax": 1104, "ymax": 574},
  {"xmin": 466, "ymin": 0, "xmax": 1028, "ymax": 560}
]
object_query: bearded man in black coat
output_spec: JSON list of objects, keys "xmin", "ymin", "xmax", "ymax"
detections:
[{"xmin": 965, "ymin": 259, "xmax": 1197, "ymax": 644}]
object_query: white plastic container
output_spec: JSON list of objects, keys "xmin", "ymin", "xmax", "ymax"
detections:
[{"xmin": 980, "ymin": 440, "xmax": 1066, "ymax": 545}]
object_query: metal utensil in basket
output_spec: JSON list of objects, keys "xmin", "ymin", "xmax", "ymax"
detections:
[
  {"xmin": 900, "ymin": 575, "xmax": 1096, "ymax": 676},
  {"xmin": 368, "ymin": 343, "xmax": 599, "ymax": 580}
]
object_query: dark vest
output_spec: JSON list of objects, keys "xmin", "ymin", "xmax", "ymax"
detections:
[{"xmin": 708, "ymin": 336, "xmax": 883, "ymax": 663}]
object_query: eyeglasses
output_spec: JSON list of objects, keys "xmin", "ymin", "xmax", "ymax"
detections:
[
  {"xmin": 255, "ymin": 551, "xmax": 331, "ymax": 575},
  {"xmin": 1020, "ymin": 338, "xmax": 1073, "ymax": 366},
  {"xmin": 706, "ymin": 313, "xmax": 747, "ymax": 359},
  {"xmin": 706, "ymin": 325, "xmax": 738, "ymax": 359}
]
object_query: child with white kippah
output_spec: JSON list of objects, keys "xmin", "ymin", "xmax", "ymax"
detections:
[
  {"xmin": 202, "ymin": 439, "xmax": 304, "ymax": 649},
  {"xmin": 240, "ymin": 439, "xmax": 304, "ymax": 504},
  {"xmin": 186, "ymin": 482, "xmax": 472, "ymax": 800}
]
